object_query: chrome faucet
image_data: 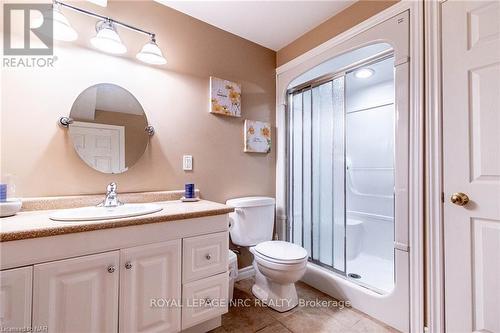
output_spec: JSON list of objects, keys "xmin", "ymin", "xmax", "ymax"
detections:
[{"xmin": 99, "ymin": 182, "xmax": 123, "ymax": 207}]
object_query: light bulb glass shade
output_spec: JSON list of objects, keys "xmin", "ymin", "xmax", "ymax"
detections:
[
  {"xmin": 90, "ymin": 21, "xmax": 127, "ymax": 55},
  {"xmin": 31, "ymin": 5, "xmax": 78, "ymax": 41},
  {"xmin": 136, "ymin": 40, "xmax": 167, "ymax": 65},
  {"xmin": 354, "ymin": 68, "xmax": 375, "ymax": 79}
]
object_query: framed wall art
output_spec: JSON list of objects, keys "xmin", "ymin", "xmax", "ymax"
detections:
[
  {"xmin": 244, "ymin": 120, "xmax": 271, "ymax": 153},
  {"xmin": 210, "ymin": 77, "xmax": 241, "ymax": 117}
]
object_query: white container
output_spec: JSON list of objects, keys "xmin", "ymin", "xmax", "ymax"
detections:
[
  {"xmin": 226, "ymin": 197, "xmax": 275, "ymax": 247},
  {"xmin": 0, "ymin": 199, "xmax": 22, "ymax": 217},
  {"xmin": 228, "ymin": 250, "xmax": 238, "ymax": 300}
]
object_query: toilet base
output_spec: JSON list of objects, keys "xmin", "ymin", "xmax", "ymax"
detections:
[{"xmin": 251, "ymin": 265, "xmax": 299, "ymax": 312}]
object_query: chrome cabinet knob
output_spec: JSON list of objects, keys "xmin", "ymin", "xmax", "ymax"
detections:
[
  {"xmin": 125, "ymin": 262, "xmax": 132, "ymax": 270},
  {"xmin": 107, "ymin": 265, "xmax": 116, "ymax": 273},
  {"xmin": 205, "ymin": 254, "xmax": 211, "ymax": 260},
  {"xmin": 450, "ymin": 192, "xmax": 470, "ymax": 206}
]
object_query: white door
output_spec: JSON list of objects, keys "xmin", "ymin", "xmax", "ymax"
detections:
[
  {"xmin": 69, "ymin": 121, "xmax": 126, "ymax": 173},
  {"xmin": 0, "ymin": 266, "xmax": 32, "ymax": 330},
  {"xmin": 119, "ymin": 240, "xmax": 181, "ymax": 333},
  {"xmin": 33, "ymin": 251, "xmax": 120, "ymax": 333},
  {"xmin": 442, "ymin": 1, "xmax": 500, "ymax": 332}
]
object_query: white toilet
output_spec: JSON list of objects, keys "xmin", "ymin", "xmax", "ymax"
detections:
[{"xmin": 226, "ymin": 197, "xmax": 308, "ymax": 312}]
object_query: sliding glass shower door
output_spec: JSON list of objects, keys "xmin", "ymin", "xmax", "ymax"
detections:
[
  {"xmin": 287, "ymin": 55, "xmax": 395, "ymax": 293},
  {"xmin": 289, "ymin": 76, "xmax": 345, "ymax": 273}
]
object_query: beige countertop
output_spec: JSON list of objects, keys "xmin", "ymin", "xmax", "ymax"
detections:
[{"xmin": 0, "ymin": 200, "xmax": 233, "ymax": 242}]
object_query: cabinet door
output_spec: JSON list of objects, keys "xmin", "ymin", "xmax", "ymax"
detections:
[
  {"xmin": 33, "ymin": 251, "xmax": 119, "ymax": 333},
  {"xmin": 0, "ymin": 266, "xmax": 32, "ymax": 330},
  {"xmin": 120, "ymin": 240, "xmax": 181, "ymax": 333}
]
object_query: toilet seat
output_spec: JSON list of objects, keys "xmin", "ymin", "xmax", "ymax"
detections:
[
  {"xmin": 253, "ymin": 250, "xmax": 308, "ymax": 267},
  {"xmin": 253, "ymin": 241, "xmax": 308, "ymax": 265},
  {"xmin": 253, "ymin": 251, "xmax": 307, "ymax": 271}
]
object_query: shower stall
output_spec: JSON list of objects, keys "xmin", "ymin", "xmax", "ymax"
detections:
[
  {"xmin": 287, "ymin": 50, "xmax": 395, "ymax": 294},
  {"xmin": 276, "ymin": 9, "xmax": 413, "ymax": 332}
]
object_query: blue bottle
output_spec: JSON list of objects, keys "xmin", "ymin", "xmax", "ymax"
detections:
[
  {"xmin": 185, "ymin": 183, "xmax": 195, "ymax": 199},
  {"xmin": 0, "ymin": 184, "xmax": 7, "ymax": 202}
]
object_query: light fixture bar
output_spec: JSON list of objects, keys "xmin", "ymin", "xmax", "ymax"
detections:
[{"xmin": 54, "ymin": 0, "xmax": 155, "ymax": 38}]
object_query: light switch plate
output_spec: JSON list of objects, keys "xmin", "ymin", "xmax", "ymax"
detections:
[{"xmin": 183, "ymin": 155, "xmax": 193, "ymax": 171}]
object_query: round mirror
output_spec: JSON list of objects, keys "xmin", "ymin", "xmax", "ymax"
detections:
[{"xmin": 68, "ymin": 83, "xmax": 149, "ymax": 174}]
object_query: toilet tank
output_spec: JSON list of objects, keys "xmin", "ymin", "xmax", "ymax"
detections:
[{"xmin": 226, "ymin": 197, "xmax": 275, "ymax": 247}]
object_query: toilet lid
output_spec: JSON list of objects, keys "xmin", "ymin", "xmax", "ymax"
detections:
[{"xmin": 254, "ymin": 241, "xmax": 307, "ymax": 262}]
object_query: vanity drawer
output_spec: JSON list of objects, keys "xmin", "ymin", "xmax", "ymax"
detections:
[
  {"xmin": 183, "ymin": 232, "xmax": 228, "ymax": 282},
  {"xmin": 181, "ymin": 272, "xmax": 228, "ymax": 330}
]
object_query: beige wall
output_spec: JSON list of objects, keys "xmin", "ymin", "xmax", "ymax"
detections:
[
  {"xmin": 0, "ymin": 1, "xmax": 276, "ymax": 204},
  {"xmin": 276, "ymin": 0, "xmax": 399, "ymax": 67}
]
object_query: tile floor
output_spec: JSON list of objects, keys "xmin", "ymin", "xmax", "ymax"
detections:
[{"xmin": 210, "ymin": 277, "xmax": 399, "ymax": 333}]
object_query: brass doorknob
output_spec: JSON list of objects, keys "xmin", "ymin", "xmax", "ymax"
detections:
[{"xmin": 450, "ymin": 192, "xmax": 470, "ymax": 206}]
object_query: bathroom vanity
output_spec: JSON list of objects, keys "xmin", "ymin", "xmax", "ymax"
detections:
[{"xmin": 0, "ymin": 196, "xmax": 232, "ymax": 333}]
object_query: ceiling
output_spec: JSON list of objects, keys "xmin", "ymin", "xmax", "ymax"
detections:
[{"xmin": 154, "ymin": 1, "xmax": 355, "ymax": 51}]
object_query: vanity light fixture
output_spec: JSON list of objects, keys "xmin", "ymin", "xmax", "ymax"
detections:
[
  {"xmin": 46, "ymin": 0, "xmax": 167, "ymax": 65},
  {"xmin": 31, "ymin": 3, "xmax": 78, "ymax": 41},
  {"xmin": 354, "ymin": 68, "xmax": 375, "ymax": 79},
  {"xmin": 136, "ymin": 37, "xmax": 167, "ymax": 65},
  {"xmin": 90, "ymin": 20, "xmax": 127, "ymax": 54}
]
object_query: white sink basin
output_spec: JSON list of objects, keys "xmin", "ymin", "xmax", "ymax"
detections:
[{"xmin": 50, "ymin": 203, "xmax": 163, "ymax": 222}]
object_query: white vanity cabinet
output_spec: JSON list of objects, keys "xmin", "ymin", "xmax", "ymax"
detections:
[
  {"xmin": 0, "ymin": 266, "xmax": 33, "ymax": 329},
  {"xmin": 182, "ymin": 232, "xmax": 229, "ymax": 330},
  {"xmin": 33, "ymin": 251, "xmax": 120, "ymax": 333},
  {"xmin": 183, "ymin": 232, "xmax": 228, "ymax": 283},
  {"xmin": 182, "ymin": 272, "xmax": 228, "ymax": 329},
  {"xmin": 120, "ymin": 240, "xmax": 181, "ymax": 333},
  {"xmin": 30, "ymin": 241, "xmax": 184, "ymax": 333},
  {"xmin": 0, "ymin": 212, "xmax": 230, "ymax": 333}
]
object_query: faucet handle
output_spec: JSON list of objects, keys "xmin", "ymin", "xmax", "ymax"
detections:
[
  {"xmin": 98, "ymin": 182, "xmax": 122, "ymax": 207},
  {"xmin": 107, "ymin": 182, "xmax": 117, "ymax": 194}
]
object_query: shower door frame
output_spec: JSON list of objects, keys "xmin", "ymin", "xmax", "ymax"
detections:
[
  {"xmin": 275, "ymin": 2, "xmax": 424, "ymax": 332},
  {"xmin": 286, "ymin": 51, "xmax": 395, "ymax": 282}
]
